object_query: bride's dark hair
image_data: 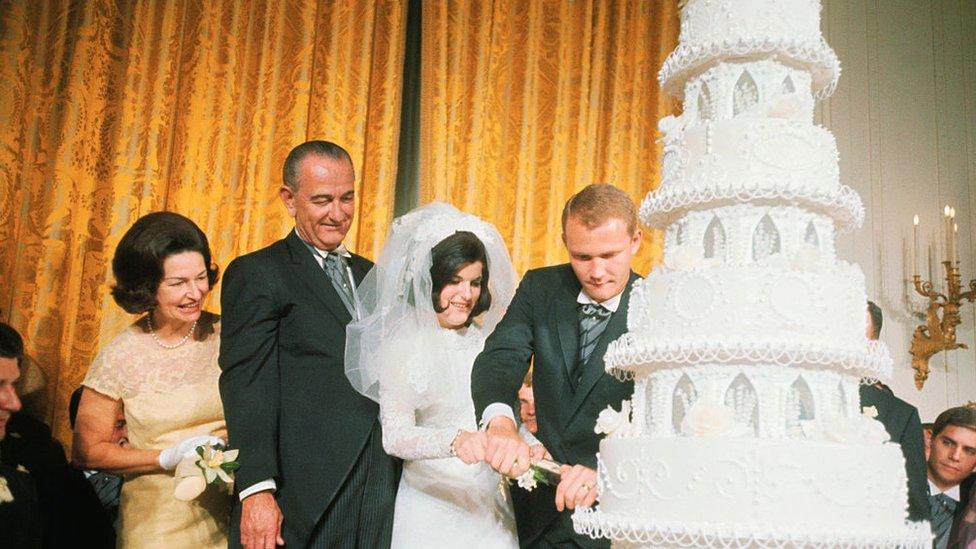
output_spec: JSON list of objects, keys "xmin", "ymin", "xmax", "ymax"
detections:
[{"xmin": 430, "ymin": 231, "xmax": 492, "ymax": 325}]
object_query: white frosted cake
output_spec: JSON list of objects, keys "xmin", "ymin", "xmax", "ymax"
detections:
[{"xmin": 573, "ymin": 1, "xmax": 931, "ymax": 547}]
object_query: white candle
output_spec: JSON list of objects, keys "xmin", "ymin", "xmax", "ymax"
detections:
[
  {"xmin": 913, "ymin": 214, "xmax": 919, "ymax": 276},
  {"xmin": 944, "ymin": 205, "xmax": 952, "ymax": 264}
]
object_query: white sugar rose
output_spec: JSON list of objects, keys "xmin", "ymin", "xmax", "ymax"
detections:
[
  {"xmin": 767, "ymin": 94, "xmax": 803, "ymax": 119},
  {"xmin": 792, "ymin": 244, "xmax": 821, "ymax": 272},
  {"xmin": 680, "ymin": 399, "xmax": 741, "ymax": 437},
  {"xmin": 594, "ymin": 400, "xmax": 633, "ymax": 437},
  {"xmin": 665, "ymin": 245, "xmax": 703, "ymax": 271}
]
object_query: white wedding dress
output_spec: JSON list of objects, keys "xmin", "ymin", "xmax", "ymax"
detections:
[{"xmin": 379, "ymin": 325, "xmax": 518, "ymax": 549}]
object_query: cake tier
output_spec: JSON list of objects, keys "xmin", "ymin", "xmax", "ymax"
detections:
[
  {"xmin": 607, "ymin": 263, "xmax": 891, "ymax": 381},
  {"xmin": 644, "ymin": 118, "xmax": 862, "ymax": 230},
  {"xmin": 573, "ymin": 437, "xmax": 931, "ymax": 548},
  {"xmin": 660, "ymin": 0, "xmax": 840, "ymax": 99},
  {"xmin": 629, "ymin": 364, "xmax": 862, "ymax": 439}
]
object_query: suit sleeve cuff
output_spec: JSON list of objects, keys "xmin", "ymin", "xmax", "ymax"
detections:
[
  {"xmin": 481, "ymin": 403, "xmax": 516, "ymax": 430},
  {"xmin": 239, "ymin": 479, "xmax": 277, "ymax": 501}
]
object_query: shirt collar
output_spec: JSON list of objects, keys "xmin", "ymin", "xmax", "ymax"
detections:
[
  {"xmin": 293, "ymin": 228, "xmax": 352, "ymax": 259},
  {"xmin": 929, "ymin": 478, "xmax": 961, "ymax": 501},
  {"xmin": 577, "ymin": 290, "xmax": 622, "ymax": 313}
]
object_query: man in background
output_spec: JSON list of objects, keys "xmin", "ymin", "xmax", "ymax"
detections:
[
  {"xmin": 0, "ymin": 321, "xmax": 114, "ymax": 547},
  {"xmin": 860, "ymin": 301, "xmax": 929, "ymax": 522},
  {"xmin": 927, "ymin": 406, "xmax": 976, "ymax": 549}
]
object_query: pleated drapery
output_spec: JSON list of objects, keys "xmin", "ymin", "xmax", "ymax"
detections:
[
  {"xmin": 0, "ymin": 0, "xmax": 407, "ymax": 446},
  {"xmin": 419, "ymin": 0, "xmax": 680, "ymax": 274},
  {"xmin": 1, "ymin": 0, "xmax": 680, "ymax": 449}
]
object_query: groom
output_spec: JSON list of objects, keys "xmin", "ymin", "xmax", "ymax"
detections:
[
  {"xmin": 471, "ymin": 184, "xmax": 641, "ymax": 548},
  {"xmin": 219, "ymin": 141, "xmax": 398, "ymax": 548}
]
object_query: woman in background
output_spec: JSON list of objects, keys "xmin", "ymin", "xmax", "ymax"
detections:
[{"xmin": 73, "ymin": 212, "xmax": 228, "ymax": 548}]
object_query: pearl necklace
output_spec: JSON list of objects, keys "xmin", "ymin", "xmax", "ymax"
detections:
[{"xmin": 147, "ymin": 314, "xmax": 198, "ymax": 349}]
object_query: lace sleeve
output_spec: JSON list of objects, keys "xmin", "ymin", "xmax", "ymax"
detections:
[
  {"xmin": 378, "ymin": 338, "xmax": 459, "ymax": 461},
  {"xmin": 82, "ymin": 338, "xmax": 125, "ymax": 400}
]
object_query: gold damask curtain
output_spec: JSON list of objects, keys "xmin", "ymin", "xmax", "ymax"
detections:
[
  {"xmin": 0, "ymin": 0, "xmax": 406, "ymax": 446},
  {"xmin": 420, "ymin": 0, "xmax": 680, "ymax": 274}
]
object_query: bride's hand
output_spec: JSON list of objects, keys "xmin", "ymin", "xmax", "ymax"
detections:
[
  {"xmin": 452, "ymin": 430, "xmax": 487, "ymax": 464},
  {"xmin": 529, "ymin": 444, "xmax": 551, "ymax": 462}
]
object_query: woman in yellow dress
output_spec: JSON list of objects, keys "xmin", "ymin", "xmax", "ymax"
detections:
[{"xmin": 73, "ymin": 212, "xmax": 229, "ymax": 547}]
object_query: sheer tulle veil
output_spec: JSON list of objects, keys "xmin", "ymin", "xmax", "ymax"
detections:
[{"xmin": 345, "ymin": 202, "xmax": 518, "ymax": 401}]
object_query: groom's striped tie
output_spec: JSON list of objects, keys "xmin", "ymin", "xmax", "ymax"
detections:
[{"xmin": 574, "ymin": 303, "xmax": 612, "ymax": 389}]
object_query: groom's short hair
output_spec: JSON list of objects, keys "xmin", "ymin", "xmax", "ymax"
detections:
[
  {"xmin": 283, "ymin": 140, "xmax": 353, "ymax": 191},
  {"xmin": 561, "ymin": 184, "xmax": 638, "ymax": 235}
]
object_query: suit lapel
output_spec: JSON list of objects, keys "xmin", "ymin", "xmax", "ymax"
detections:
[
  {"xmin": 283, "ymin": 231, "xmax": 353, "ymax": 325},
  {"xmin": 551, "ymin": 269, "xmax": 581, "ymax": 388},
  {"xmin": 567, "ymin": 272, "xmax": 638, "ymax": 421}
]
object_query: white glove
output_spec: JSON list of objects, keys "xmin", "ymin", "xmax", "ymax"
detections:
[{"xmin": 158, "ymin": 435, "xmax": 225, "ymax": 470}]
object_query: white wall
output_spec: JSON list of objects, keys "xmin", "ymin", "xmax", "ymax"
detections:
[{"xmin": 819, "ymin": 0, "xmax": 976, "ymax": 421}]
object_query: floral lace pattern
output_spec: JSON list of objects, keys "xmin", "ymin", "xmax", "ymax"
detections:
[
  {"xmin": 378, "ymin": 326, "xmax": 486, "ymax": 460},
  {"xmin": 83, "ymin": 322, "xmax": 221, "ymax": 400}
]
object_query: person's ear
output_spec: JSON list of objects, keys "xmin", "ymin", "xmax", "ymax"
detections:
[{"xmin": 279, "ymin": 185, "xmax": 297, "ymax": 216}]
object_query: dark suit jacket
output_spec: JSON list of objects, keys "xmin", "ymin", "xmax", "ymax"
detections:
[
  {"xmin": 219, "ymin": 231, "xmax": 397, "ymax": 546},
  {"xmin": 858, "ymin": 384, "xmax": 930, "ymax": 523},
  {"xmin": 472, "ymin": 264, "xmax": 637, "ymax": 548},
  {"xmin": 1, "ymin": 413, "xmax": 114, "ymax": 548},
  {"xmin": 0, "ymin": 463, "xmax": 42, "ymax": 548}
]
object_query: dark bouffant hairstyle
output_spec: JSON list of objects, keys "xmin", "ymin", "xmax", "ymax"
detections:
[
  {"xmin": 931, "ymin": 406, "xmax": 976, "ymax": 438},
  {"xmin": 866, "ymin": 300, "xmax": 883, "ymax": 339},
  {"xmin": 430, "ymin": 231, "xmax": 492, "ymax": 325},
  {"xmin": 282, "ymin": 140, "xmax": 353, "ymax": 191},
  {"xmin": 111, "ymin": 212, "xmax": 219, "ymax": 314},
  {"xmin": 0, "ymin": 322, "xmax": 24, "ymax": 366}
]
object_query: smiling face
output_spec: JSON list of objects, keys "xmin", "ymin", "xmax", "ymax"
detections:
[
  {"xmin": 435, "ymin": 261, "xmax": 484, "ymax": 330},
  {"xmin": 153, "ymin": 251, "xmax": 210, "ymax": 329},
  {"xmin": 563, "ymin": 215, "xmax": 641, "ymax": 303},
  {"xmin": 0, "ymin": 357, "xmax": 22, "ymax": 440},
  {"xmin": 927, "ymin": 424, "xmax": 976, "ymax": 491},
  {"xmin": 280, "ymin": 155, "xmax": 355, "ymax": 251}
]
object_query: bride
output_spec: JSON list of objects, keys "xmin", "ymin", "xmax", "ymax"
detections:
[{"xmin": 346, "ymin": 203, "xmax": 519, "ymax": 548}]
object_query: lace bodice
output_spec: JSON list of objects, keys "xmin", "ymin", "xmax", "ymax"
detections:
[
  {"xmin": 84, "ymin": 321, "xmax": 221, "ymax": 400},
  {"xmin": 378, "ymin": 325, "xmax": 486, "ymax": 460}
]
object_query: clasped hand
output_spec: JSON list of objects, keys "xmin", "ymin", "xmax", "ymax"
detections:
[{"xmin": 481, "ymin": 417, "xmax": 597, "ymax": 511}]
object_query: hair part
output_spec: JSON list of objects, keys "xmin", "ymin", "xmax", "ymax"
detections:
[
  {"xmin": 561, "ymin": 183, "xmax": 638, "ymax": 235},
  {"xmin": 0, "ymin": 322, "xmax": 24, "ymax": 367},
  {"xmin": 931, "ymin": 406, "xmax": 976, "ymax": 438},
  {"xmin": 867, "ymin": 300, "xmax": 883, "ymax": 339},
  {"xmin": 111, "ymin": 212, "xmax": 219, "ymax": 315},
  {"xmin": 282, "ymin": 140, "xmax": 353, "ymax": 191},
  {"xmin": 430, "ymin": 231, "xmax": 492, "ymax": 326}
]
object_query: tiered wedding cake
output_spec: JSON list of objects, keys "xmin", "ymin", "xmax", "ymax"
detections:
[{"xmin": 573, "ymin": 1, "xmax": 932, "ymax": 547}]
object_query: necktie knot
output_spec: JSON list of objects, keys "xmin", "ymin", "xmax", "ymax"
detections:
[{"xmin": 579, "ymin": 303, "xmax": 611, "ymax": 320}]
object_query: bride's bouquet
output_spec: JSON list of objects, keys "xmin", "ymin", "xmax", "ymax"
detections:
[{"xmin": 173, "ymin": 443, "xmax": 240, "ymax": 501}]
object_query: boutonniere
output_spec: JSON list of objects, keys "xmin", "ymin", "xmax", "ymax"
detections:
[
  {"xmin": 861, "ymin": 405, "xmax": 879, "ymax": 419},
  {"xmin": 173, "ymin": 443, "xmax": 240, "ymax": 501},
  {"xmin": 0, "ymin": 477, "xmax": 14, "ymax": 503}
]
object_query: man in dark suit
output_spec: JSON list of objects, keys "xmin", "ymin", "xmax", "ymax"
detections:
[
  {"xmin": 860, "ymin": 301, "xmax": 929, "ymax": 522},
  {"xmin": 472, "ymin": 184, "xmax": 641, "ymax": 548},
  {"xmin": 0, "ymin": 322, "xmax": 113, "ymax": 548},
  {"xmin": 219, "ymin": 141, "xmax": 398, "ymax": 548},
  {"xmin": 926, "ymin": 406, "xmax": 976, "ymax": 549}
]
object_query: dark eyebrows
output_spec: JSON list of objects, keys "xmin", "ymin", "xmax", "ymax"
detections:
[{"xmin": 162, "ymin": 269, "xmax": 207, "ymax": 282}]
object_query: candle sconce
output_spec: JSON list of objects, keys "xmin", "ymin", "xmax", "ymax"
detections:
[{"xmin": 909, "ymin": 263, "xmax": 976, "ymax": 389}]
